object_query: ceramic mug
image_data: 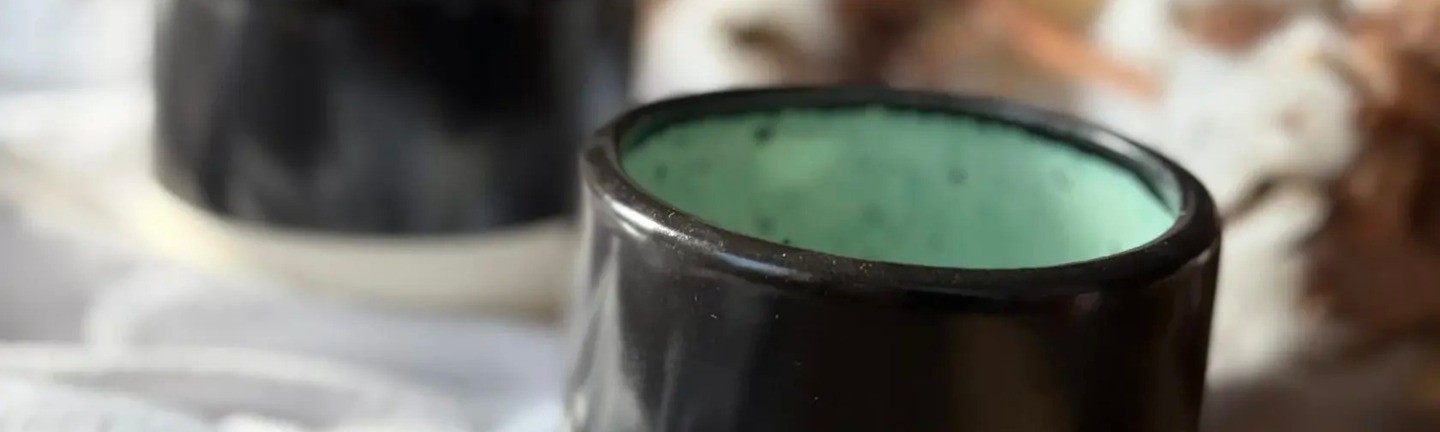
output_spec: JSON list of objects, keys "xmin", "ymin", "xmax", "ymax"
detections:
[
  {"xmin": 150, "ymin": 0, "xmax": 634, "ymax": 312},
  {"xmin": 155, "ymin": 0, "xmax": 633, "ymax": 233},
  {"xmin": 570, "ymin": 88, "xmax": 1219, "ymax": 432}
]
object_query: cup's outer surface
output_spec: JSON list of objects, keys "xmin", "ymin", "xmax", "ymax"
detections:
[{"xmin": 568, "ymin": 88, "xmax": 1220, "ymax": 432}]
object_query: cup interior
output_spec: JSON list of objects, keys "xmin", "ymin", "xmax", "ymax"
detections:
[{"xmin": 620, "ymin": 106, "xmax": 1178, "ymax": 269}]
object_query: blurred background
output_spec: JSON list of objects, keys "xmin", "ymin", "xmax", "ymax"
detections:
[{"xmin": 1, "ymin": 0, "xmax": 1438, "ymax": 430}]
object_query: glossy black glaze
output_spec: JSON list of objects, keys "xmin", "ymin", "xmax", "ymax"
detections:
[
  {"xmin": 570, "ymin": 88, "xmax": 1221, "ymax": 432},
  {"xmin": 155, "ymin": 0, "xmax": 633, "ymax": 233}
]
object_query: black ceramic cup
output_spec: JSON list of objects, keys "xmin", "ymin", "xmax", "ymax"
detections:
[{"xmin": 569, "ymin": 88, "xmax": 1219, "ymax": 432}]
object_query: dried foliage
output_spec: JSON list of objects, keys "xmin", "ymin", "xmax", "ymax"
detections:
[{"xmin": 1308, "ymin": 0, "xmax": 1440, "ymax": 343}]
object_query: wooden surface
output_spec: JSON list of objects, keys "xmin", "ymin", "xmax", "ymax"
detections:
[{"xmin": 1204, "ymin": 343, "xmax": 1440, "ymax": 431}]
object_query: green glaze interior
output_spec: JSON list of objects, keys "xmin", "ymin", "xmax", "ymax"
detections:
[{"xmin": 620, "ymin": 106, "xmax": 1177, "ymax": 269}]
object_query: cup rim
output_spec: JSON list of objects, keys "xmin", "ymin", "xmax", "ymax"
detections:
[{"xmin": 583, "ymin": 87, "xmax": 1218, "ymax": 304}]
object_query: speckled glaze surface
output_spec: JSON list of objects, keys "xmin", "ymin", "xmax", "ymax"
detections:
[{"xmin": 569, "ymin": 88, "xmax": 1220, "ymax": 432}]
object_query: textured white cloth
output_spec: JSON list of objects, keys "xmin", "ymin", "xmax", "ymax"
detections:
[
  {"xmin": 0, "ymin": 203, "xmax": 565, "ymax": 430},
  {"xmin": 0, "ymin": 376, "xmax": 215, "ymax": 432},
  {"xmin": 0, "ymin": 206, "xmax": 569, "ymax": 431}
]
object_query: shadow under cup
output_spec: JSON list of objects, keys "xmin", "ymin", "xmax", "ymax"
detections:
[{"xmin": 571, "ymin": 88, "xmax": 1220, "ymax": 432}]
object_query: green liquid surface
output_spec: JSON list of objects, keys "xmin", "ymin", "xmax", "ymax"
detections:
[{"xmin": 621, "ymin": 107, "xmax": 1176, "ymax": 269}]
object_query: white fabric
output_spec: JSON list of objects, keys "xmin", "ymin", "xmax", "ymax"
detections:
[
  {"xmin": 0, "ymin": 376, "xmax": 215, "ymax": 432},
  {"xmin": 0, "ymin": 205, "xmax": 565, "ymax": 430}
]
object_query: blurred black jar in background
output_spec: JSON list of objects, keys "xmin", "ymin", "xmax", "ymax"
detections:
[
  {"xmin": 152, "ymin": 0, "xmax": 632, "ymax": 314},
  {"xmin": 155, "ymin": 0, "xmax": 633, "ymax": 233}
]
